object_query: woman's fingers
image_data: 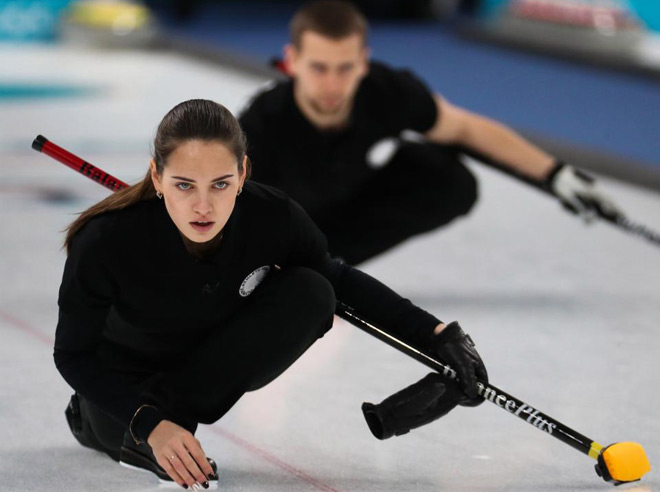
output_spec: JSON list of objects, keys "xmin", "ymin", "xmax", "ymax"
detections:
[
  {"xmin": 173, "ymin": 441, "xmax": 210, "ymax": 487},
  {"xmin": 185, "ymin": 436, "xmax": 216, "ymax": 480},
  {"xmin": 155, "ymin": 453, "xmax": 188, "ymax": 489},
  {"xmin": 169, "ymin": 451, "xmax": 202, "ymax": 489},
  {"xmin": 147, "ymin": 421, "xmax": 214, "ymax": 488}
]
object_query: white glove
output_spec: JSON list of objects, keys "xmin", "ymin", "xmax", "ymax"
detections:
[{"xmin": 547, "ymin": 162, "xmax": 623, "ymax": 223}]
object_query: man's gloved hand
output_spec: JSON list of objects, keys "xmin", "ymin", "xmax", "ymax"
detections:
[
  {"xmin": 428, "ymin": 321, "xmax": 488, "ymax": 407},
  {"xmin": 361, "ymin": 373, "xmax": 464, "ymax": 440},
  {"xmin": 546, "ymin": 161, "xmax": 623, "ymax": 222}
]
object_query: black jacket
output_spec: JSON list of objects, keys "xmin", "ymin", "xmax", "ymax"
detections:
[{"xmin": 55, "ymin": 181, "xmax": 440, "ymax": 426}]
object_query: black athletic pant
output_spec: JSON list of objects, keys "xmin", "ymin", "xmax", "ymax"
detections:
[
  {"xmin": 69, "ymin": 267, "xmax": 335, "ymax": 460},
  {"xmin": 316, "ymin": 143, "xmax": 478, "ymax": 265}
]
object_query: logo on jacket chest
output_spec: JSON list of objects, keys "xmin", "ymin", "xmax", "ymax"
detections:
[{"xmin": 239, "ymin": 266, "xmax": 271, "ymax": 297}]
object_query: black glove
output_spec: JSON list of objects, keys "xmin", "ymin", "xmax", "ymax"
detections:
[
  {"xmin": 428, "ymin": 321, "xmax": 488, "ymax": 406},
  {"xmin": 545, "ymin": 161, "xmax": 623, "ymax": 222},
  {"xmin": 361, "ymin": 372, "xmax": 464, "ymax": 440}
]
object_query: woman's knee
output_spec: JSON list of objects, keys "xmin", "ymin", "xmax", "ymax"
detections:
[
  {"xmin": 275, "ymin": 267, "xmax": 336, "ymax": 326},
  {"xmin": 238, "ymin": 268, "xmax": 335, "ymax": 393}
]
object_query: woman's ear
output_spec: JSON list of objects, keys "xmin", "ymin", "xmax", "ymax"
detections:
[
  {"xmin": 150, "ymin": 159, "xmax": 161, "ymax": 191},
  {"xmin": 239, "ymin": 155, "xmax": 248, "ymax": 188}
]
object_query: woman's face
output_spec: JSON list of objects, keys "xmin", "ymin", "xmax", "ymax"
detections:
[{"xmin": 151, "ymin": 140, "xmax": 246, "ymax": 243}]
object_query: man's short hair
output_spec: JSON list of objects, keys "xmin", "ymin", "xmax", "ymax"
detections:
[{"xmin": 290, "ymin": 0, "xmax": 368, "ymax": 48}]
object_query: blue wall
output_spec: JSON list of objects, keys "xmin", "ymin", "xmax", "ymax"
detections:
[
  {"xmin": 0, "ymin": 0, "xmax": 72, "ymax": 41},
  {"xmin": 161, "ymin": 3, "xmax": 660, "ymax": 167}
]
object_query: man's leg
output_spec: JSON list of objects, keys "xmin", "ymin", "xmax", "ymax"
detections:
[{"xmin": 317, "ymin": 143, "xmax": 478, "ymax": 264}]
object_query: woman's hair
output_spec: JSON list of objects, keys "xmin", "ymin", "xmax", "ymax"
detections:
[
  {"xmin": 290, "ymin": 0, "xmax": 368, "ymax": 48},
  {"xmin": 64, "ymin": 99, "xmax": 250, "ymax": 253}
]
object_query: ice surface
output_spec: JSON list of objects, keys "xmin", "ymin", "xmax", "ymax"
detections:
[{"xmin": 1, "ymin": 44, "xmax": 658, "ymax": 492}]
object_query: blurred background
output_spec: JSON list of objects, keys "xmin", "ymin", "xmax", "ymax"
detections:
[
  {"xmin": 2, "ymin": 2, "xmax": 660, "ymax": 491},
  {"xmin": 2, "ymin": 0, "xmax": 658, "ymax": 186}
]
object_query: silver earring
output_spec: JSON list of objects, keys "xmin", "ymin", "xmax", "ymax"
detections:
[
  {"xmin": 156, "ymin": 191, "xmax": 163, "ymax": 199},
  {"xmin": 237, "ymin": 188, "xmax": 242, "ymax": 196}
]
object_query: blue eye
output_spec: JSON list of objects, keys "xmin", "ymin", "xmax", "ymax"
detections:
[
  {"xmin": 213, "ymin": 182, "xmax": 228, "ymax": 190},
  {"xmin": 176, "ymin": 182, "xmax": 192, "ymax": 190}
]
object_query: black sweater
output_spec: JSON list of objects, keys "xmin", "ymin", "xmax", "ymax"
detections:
[
  {"xmin": 239, "ymin": 61, "xmax": 438, "ymax": 217},
  {"xmin": 54, "ymin": 181, "xmax": 440, "ymax": 427}
]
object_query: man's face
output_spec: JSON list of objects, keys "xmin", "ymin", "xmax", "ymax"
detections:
[{"xmin": 286, "ymin": 31, "xmax": 369, "ymax": 117}]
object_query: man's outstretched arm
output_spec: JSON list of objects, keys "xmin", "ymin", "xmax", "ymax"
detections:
[
  {"xmin": 425, "ymin": 96, "xmax": 554, "ymax": 180},
  {"xmin": 425, "ymin": 96, "xmax": 623, "ymax": 221}
]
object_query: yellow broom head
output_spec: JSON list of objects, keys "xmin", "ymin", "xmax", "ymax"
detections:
[{"xmin": 596, "ymin": 442, "xmax": 651, "ymax": 485}]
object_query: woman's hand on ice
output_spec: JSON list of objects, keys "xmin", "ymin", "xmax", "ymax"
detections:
[{"xmin": 148, "ymin": 420, "xmax": 215, "ymax": 489}]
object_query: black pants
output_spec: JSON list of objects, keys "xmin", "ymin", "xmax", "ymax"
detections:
[
  {"xmin": 69, "ymin": 267, "xmax": 335, "ymax": 460},
  {"xmin": 316, "ymin": 143, "xmax": 478, "ymax": 265}
]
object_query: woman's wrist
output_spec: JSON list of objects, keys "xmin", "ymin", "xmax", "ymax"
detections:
[
  {"xmin": 129, "ymin": 404, "xmax": 165, "ymax": 445},
  {"xmin": 433, "ymin": 322, "xmax": 446, "ymax": 335}
]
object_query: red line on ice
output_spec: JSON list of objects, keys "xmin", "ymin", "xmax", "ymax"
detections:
[
  {"xmin": 1, "ymin": 309, "xmax": 343, "ymax": 492},
  {"xmin": 0, "ymin": 309, "xmax": 54, "ymax": 345},
  {"xmin": 209, "ymin": 426, "xmax": 341, "ymax": 492}
]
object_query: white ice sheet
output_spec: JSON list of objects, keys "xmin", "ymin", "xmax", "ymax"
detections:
[{"xmin": 1, "ymin": 44, "xmax": 658, "ymax": 492}]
